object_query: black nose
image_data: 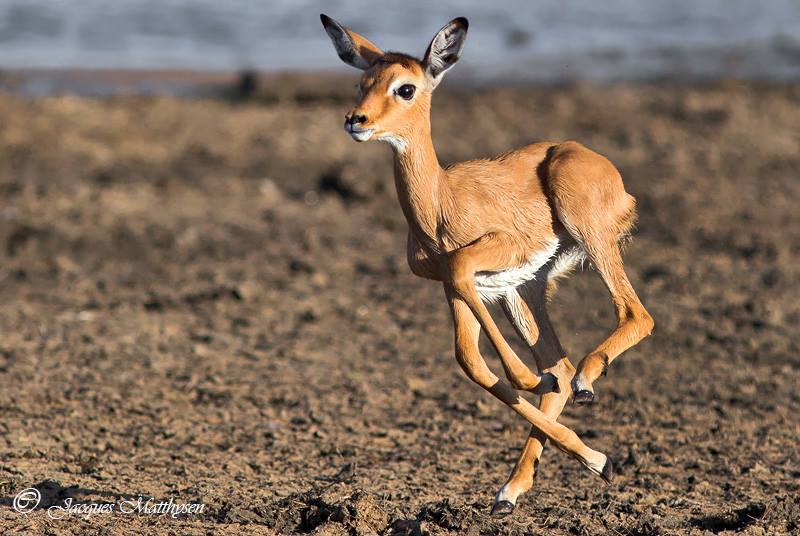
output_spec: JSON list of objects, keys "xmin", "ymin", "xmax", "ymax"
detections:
[{"xmin": 347, "ymin": 113, "xmax": 367, "ymax": 126}]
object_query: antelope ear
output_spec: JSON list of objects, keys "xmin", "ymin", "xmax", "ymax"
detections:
[
  {"xmin": 423, "ymin": 17, "xmax": 468, "ymax": 88},
  {"xmin": 320, "ymin": 14, "xmax": 384, "ymax": 70}
]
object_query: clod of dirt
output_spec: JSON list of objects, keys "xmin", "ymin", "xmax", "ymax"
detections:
[
  {"xmin": 691, "ymin": 502, "xmax": 766, "ymax": 532},
  {"xmin": 211, "ymin": 501, "xmax": 271, "ymax": 525},
  {"xmin": 4, "ymin": 223, "xmax": 44, "ymax": 256},
  {"xmin": 349, "ymin": 493, "xmax": 390, "ymax": 536},
  {"xmin": 761, "ymin": 495, "xmax": 800, "ymax": 534},
  {"xmin": 627, "ymin": 516, "xmax": 663, "ymax": 536},
  {"xmin": 311, "ymin": 522, "xmax": 350, "ymax": 536},
  {"xmin": 417, "ymin": 498, "xmax": 475, "ymax": 532},
  {"xmin": 387, "ymin": 519, "xmax": 423, "ymax": 536},
  {"xmin": 274, "ymin": 486, "xmax": 389, "ymax": 535},
  {"xmin": 182, "ymin": 285, "xmax": 243, "ymax": 306}
]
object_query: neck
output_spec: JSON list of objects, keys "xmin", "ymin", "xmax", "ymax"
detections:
[{"xmin": 390, "ymin": 116, "xmax": 445, "ymax": 249}]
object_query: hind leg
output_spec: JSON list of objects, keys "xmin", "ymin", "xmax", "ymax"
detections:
[
  {"xmin": 572, "ymin": 238, "xmax": 654, "ymax": 404},
  {"xmin": 491, "ymin": 283, "xmax": 580, "ymax": 515},
  {"xmin": 545, "ymin": 145, "xmax": 654, "ymax": 404}
]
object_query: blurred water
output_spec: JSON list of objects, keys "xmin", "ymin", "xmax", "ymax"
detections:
[{"xmin": 0, "ymin": 0, "xmax": 799, "ymax": 82}]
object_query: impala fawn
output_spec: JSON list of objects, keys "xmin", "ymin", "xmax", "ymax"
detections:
[{"xmin": 321, "ymin": 14, "xmax": 654, "ymax": 516}]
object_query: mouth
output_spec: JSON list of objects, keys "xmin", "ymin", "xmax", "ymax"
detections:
[{"xmin": 344, "ymin": 123, "xmax": 374, "ymax": 142}]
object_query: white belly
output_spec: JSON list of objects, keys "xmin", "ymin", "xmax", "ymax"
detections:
[{"xmin": 474, "ymin": 238, "xmax": 560, "ymax": 300}]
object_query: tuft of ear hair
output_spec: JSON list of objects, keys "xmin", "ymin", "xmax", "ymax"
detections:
[
  {"xmin": 320, "ymin": 14, "xmax": 384, "ymax": 71},
  {"xmin": 423, "ymin": 17, "xmax": 468, "ymax": 86}
]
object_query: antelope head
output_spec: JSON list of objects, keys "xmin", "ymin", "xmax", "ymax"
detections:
[{"xmin": 320, "ymin": 14, "xmax": 468, "ymax": 151}]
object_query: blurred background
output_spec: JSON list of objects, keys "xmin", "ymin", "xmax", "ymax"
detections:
[
  {"xmin": 0, "ymin": 0, "xmax": 799, "ymax": 93},
  {"xmin": 0, "ymin": 2, "xmax": 798, "ymax": 535}
]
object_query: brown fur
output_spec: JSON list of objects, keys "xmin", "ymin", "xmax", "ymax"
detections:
[{"xmin": 321, "ymin": 14, "xmax": 654, "ymax": 511}]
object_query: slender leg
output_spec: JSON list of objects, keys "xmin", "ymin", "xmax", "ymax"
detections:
[
  {"xmin": 445, "ymin": 285, "xmax": 612, "ymax": 483},
  {"xmin": 572, "ymin": 239, "xmax": 654, "ymax": 403},
  {"xmin": 492, "ymin": 284, "xmax": 575, "ymax": 515},
  {"xmin": 448, "ymin": 233, "xmax": 558, "ymax": 393},
  {"xmin": 408, "ymin": 230, "xmax": 551, "ymax": 394}
]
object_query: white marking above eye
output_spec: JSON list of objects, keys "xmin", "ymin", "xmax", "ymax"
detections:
[{"xmin": 387, "ymin": 80, "xmax": 415, "ymax": 97}]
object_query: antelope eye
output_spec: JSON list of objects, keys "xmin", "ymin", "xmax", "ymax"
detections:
[{"xmin": 395, "ymin": 84, "xmax": 415, "ymax": 100}]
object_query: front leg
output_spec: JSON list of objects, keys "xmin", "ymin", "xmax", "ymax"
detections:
[
  {"xmin": 446, "ymin": 285, "xmax": 611, "ymax": 485},
  {"xmin": 448, "ymin": 233, "xmax": 557, "ymax": 394}
]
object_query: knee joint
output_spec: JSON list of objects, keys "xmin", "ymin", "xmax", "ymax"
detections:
[
  {"xmin": 641, "ymin": 310, "xmax": 654, "ymax": 336},
  {"xmin": 619, "ymin": 304, "xmax": 654, "ymax": 338}
]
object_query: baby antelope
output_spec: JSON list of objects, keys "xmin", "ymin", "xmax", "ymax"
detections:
[{"xmin": 320, "ymin": 14, "xmax": 653, "ymax": 516}]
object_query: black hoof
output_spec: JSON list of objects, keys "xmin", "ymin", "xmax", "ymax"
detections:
[
  {"xmin": 600, "ymin": 457, "xmax": 614, "ymax": 484},
  {"xmin": 573, "ymin": 389, "xmax": 594, "ymax": 405},
  {"xmin": 544, "ymin": 372, "xmax": 560, "ymax": 394},
  {"xmin": 490, "ymin": 500, "xmax": 515, "ymax": 517}
]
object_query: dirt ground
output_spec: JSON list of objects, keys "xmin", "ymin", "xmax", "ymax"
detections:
[{"xmin": 0, "ymin": 78, "xmax": 798, "ymax": 535}]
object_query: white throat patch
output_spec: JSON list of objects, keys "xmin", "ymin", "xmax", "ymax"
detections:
[{"xmin": 378, "ymin": 134, "xmax": 408, "ymax": 152}]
